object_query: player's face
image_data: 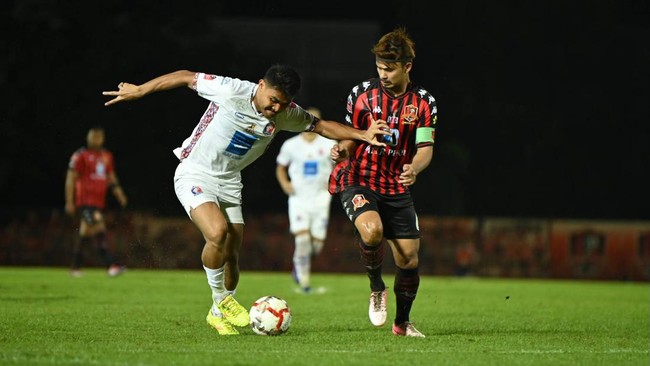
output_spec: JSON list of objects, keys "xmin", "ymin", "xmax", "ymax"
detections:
[
  {"xmin": 255, "ymin": 80, "xmax": 292, "ymax": 119},
  {"xmin": 86, "ymin": 130, "xmax": 105, "ymax": 149},
  {"xmin": 376, "ymin": 61, "xmax": 411, "ymax": 95}
]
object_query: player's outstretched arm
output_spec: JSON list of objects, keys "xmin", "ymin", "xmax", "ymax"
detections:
[
  {"xmin": 313, "ymin": 118, "xmax": 389, "ymax": 147},
  {"xmin": 102, "ymin": 70, "xmax": 196, "ymax": 106}
]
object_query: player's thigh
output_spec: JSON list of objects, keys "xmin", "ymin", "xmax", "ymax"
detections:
[
  {"xmin": 287, "ymin": 197, "xmax": 310, "ymax": 234},
  {"xmin": 309, "ymin": 208, "xmax": 330, "ymax": 241},
  {"xmin": 387, "ymin": 238, "xmax": 420, "ymax": 268},
  {"xmin": 79, "ymin": 207, "xmax": 105, "ymax": 236},
  {"xmin": 339, "ymin": 187, "xmax": 383, "ymax": 243},
  {"xmin": 191, "ymin": 202, "xmax": 229, "ymax": 242}
]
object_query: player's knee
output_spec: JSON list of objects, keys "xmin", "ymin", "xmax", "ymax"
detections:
[
  {"xmin": 397, "ymin": 252, "xmax": 419, "ymax": 268},
  {"xmin": 202, "ymin": 225, "xmax": 228, "ymax": 248},
  {"xmin": 358, "ymin": 223, "xmax": 383, "ymax": 245}
]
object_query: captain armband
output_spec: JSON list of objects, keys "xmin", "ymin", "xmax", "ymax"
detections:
[{"xmin": 415, "ymin": 127, "xmax": 435, "ymax": 144}]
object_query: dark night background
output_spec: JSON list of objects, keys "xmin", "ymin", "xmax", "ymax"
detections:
[{"xmin": 2, "ymin": 0, "xmax": 649, "ymax": 222}]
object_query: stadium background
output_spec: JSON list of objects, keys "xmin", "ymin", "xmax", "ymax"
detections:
[{"xmin": 2, "ymin": 1, "xmax": 648, "ymax": 280}]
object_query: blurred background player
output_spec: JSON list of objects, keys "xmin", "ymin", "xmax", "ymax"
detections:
[
  {"xmin": 329, "ymin": 27, "xmax": 436, "ymax": 337},
  {"xmin": 65, "ymin": 126, "xmax": 128, "ymax": 277},
  {"xmin": 275, "ymin": 107, "xmax": 336, "ymax": 293}
]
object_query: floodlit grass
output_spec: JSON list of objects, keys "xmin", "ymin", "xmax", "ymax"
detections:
[{"xmin": 0, "ymin": 267, "xmax": 648, "ymax": 366}]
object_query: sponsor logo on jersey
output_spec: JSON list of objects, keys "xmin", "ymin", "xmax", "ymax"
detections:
[
  {"xmin": 226, "ymin": 131, "xmax": 257, "ymax": 156},
  {"xmin": 191, "ymin": 186, "xmax": 203, "ymax": 196}
]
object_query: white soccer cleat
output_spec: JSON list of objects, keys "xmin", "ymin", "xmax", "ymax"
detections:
[
  {"xmin": 392, "ymin": 322, "xmax": 426, "ymax": 338},
  {"xmin": 108, "ymin": 264, "xmax": 126, "ymax": 277},
  {"xmin": 368, "ymin": 289, "xmax": 388, "ymax": 326}
]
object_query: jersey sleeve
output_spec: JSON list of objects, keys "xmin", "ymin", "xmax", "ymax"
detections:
[
  {"xmin": 280, "ymin": 104, "xmax": 318, "ymax": 133},
  {"xmin": 345, "ymin": 86, "xmax": 359, "ymax": 128},
  {"xmin": 194, "ymin": 73, "xmax": 242, "ymax": 103},
  {"xmin": 416, "ymin": 87, "xmax": 438, "ymax": 148},
  {"xmin": 347, "ymin": 80, "xmax": 373, "ymax": 130},
  {"xmin": 68, "ymin": 149, "xmax": 83, "ymax": 171}
]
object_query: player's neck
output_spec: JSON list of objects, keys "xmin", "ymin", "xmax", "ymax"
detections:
[
  {"xmin": 385, "ymin": 80, "xmax": 409, "ymax": 97},
  {"xmin": 301, "ymin": 132, "xmax": 317, "ymax": 142}
]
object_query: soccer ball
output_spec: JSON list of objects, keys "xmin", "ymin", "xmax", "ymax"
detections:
[{"xmin": 249, "ymin": 295, "xmax": 292, "ymax": 336}]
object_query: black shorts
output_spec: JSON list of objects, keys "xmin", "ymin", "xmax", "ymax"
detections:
[
  {"xmin": 79, "ymin": 206, "xmax": 103, "ymax": 225},
  {"xmin": 338, "ymin": 186, "xmax": 420, "ymax": 239}
]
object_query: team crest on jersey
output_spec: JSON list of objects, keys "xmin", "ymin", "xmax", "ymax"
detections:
[
  {"xmin": 401, "ymin": 104, "xmax": 419, "ymax": 124},
  {"xmin": 351, "ymin": 194, "xmax": 369, "ymax": 211},
  {"xmin": 263, "ymin": 122, "xmax": 276, "ymax": 136},
  {"xmin": 191, "ymin": 186, "xmax": 204, "ymax": 196}
]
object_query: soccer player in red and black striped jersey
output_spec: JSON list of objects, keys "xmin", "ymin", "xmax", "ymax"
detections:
[
  {"xmin": 65, "ymin": 126, "xmax": 128, "ymax": 277},
  {"xmin": 329, "ymin": 27, "xmax": 436, "ymax": 338}
]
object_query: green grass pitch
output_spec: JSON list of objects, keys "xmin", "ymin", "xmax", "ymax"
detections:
[{"xmin": 0, "ymin": 267, "xmax": 647, "ymax": 365}]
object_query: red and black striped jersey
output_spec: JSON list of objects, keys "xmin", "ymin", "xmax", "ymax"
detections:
[
  {"xmin": 68, "ymin": 147, "xmax": 115, "ymax": 208},
  {"xmin": 329, "ymin": 78, "xmax": 437, "ymax": 196}
]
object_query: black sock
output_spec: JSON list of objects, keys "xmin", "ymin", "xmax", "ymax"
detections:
[
  {"xmin": 394, "ymin": 267, "xmax": 420, "ymax": 324},
  {"xmin": 95, "ymin": 232, "xmax": 113, "ymax": 266},
  {"xmin": 72, "ymin": 237, "xmax": 91, "ymax": 269},
  {"xmin": 358, "ymin": 240, "xmax": 385, "ymax": 291}
]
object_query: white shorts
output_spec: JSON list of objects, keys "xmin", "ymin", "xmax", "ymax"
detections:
[
  {"xmin": 174, "ymin": 164, "xmax": 244, "ymax": 224},
  {"xmin": 287, "ymin": 192, "xmax": 331, "ymax": 240}
]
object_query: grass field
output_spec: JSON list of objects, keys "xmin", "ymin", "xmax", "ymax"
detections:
[{"xmin": 0, "ymin": 267, "xmax": 647, "ymax": 366}]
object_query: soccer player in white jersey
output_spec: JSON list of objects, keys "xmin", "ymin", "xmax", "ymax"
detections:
[
  {"xmin": 103, "ymin": 65, "xmax": 389, "ymax": 335},
  {"xmin": 276, "ymin": 107, "xmax": 336, "ymax": 294}
]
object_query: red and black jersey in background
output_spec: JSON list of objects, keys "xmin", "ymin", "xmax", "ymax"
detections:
[
  {"xmin": 68, "ymin": 147, "xmax": 115, "ymax": 209},
  {"xmin": 329, "ymin": 78, "xmax": 437, "ymax": 196}
]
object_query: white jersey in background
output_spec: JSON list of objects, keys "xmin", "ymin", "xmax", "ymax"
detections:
[
  {"xmin": 276, "ymin": 134, "xmax": 336, "ymax": 201},
  {"xmin": 173, "ymin": 73, "xmax": 317, "ymax": 205}
]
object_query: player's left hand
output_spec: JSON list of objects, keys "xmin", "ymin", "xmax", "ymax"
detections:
[
  {"xmin": 330, "ymin": 144, "xmax": 347, "ymax": 163},
  {"xmin": 399, "ymin": 164, "xmax": 418, "ymax": 186}
]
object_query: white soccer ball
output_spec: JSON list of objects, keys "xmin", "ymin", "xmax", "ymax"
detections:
[{"xmin": 249, "ymin": 295, "xmax": 292, "ymax": 336}]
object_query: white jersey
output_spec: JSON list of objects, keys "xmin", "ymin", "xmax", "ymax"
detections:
[
  {"xmin": 276, "ymin": 133, "xmax": 336, "ymax": 200},
  {"xmin": 173, "ymin": 73, "xmax": 317, "ymax": 204}
]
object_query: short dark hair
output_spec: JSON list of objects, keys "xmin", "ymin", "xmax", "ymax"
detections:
[{"xmin": 263, "ymin": 64, "xmax": 301, "ymax": 99}]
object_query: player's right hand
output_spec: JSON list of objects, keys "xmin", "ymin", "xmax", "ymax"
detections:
[
  {"xmin": 365, "ymin": 116, "xmax": 390, "ymax": 147},
  {"xmin": 102, "ymin": 82, "xmax": 142, "ymax": 106}
]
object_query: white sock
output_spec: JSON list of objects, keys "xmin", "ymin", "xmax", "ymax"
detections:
[
  {"xmin": 204, "ymin": 265, "xmax": 226, "ymax": 314},
  {"xmin": 293, "ymin": 233, "xmax": 312, "ymax": 288},
  {"xmin": 312, "ymin": 238, "xmax": 324, "ymax": 256}
]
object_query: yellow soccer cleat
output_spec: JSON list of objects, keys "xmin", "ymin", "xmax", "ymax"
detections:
[
  {"xmin": 206, "ymin": 310, "xmax": 239, "ymax": 335},
  {"xmin": 217, "ymin": 294, "xmax": 250, "ymax": 327}
]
